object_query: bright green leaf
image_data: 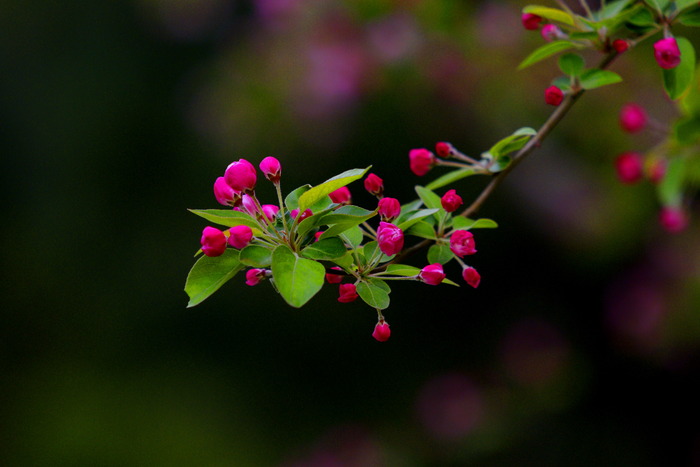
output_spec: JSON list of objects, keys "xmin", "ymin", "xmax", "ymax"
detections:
[
  {"xmin": 489, "ymin": 127, "xmax": 537, "ymax": 159},
  {"xmin": 673, "ymin": 115, "xmax": 700, "ymax": 144},
  {"xmin": 415, "ymin": 186, "xmax": 442, "ymax": 209},
  {"xmin": 397, "ymin": 209, "xmax": 440, "ymax": 231},
  {"xmin": 598, "ymin": 0, "xmax": 637, "ymax": 19},
  {"xmin": 518, "ymin": 41, "xmax": 576, "ymax": 70},
  {"xmin": 522, "ymin": 6, "xmax": 575, "ymax": 25},
  {"xmin": 298, "ymin": 167, "xmax": 371, "ymax": 213},
  {"xmin": 340, "ymin": 225, "xmax": 364, "ymax": 249},
  {"xmin": 425, "ymin": 167, "xmax": 478, "ymax": 190},
  {"xmin": 658, "ymin": 157, "xmax": 685, "ymax": 206},
  {"xmin": 363, "ymin": 241, "xmax": 395, "ymax": 264},
  {"xmin": 189, "ymin": 209, "xmax": 259, "ymax": 229},
  {"xmin": 558, "ymin": 53, "xmax": 585, "ymax": 77},
  {"xmin": 285, "ymin": 185, "xmax": 311, "ymax": 210},
  {"xmin": 452, "ymin": 217, "xmax": 499, "ymax": 230},
  {"xmin": 301, "ymin": 237, "xmax": 347, "ymax": 260},
  {"xmin": 579, "ymin": 69, "xmax": 623, "ymax": 90},
  {"xmin": 271, "ymin": 245, "xmax": 325, "ymax": 308},
  {"xmin": 357, "ymin": 280, "xmax": 390, "ymax": 309},
  {"xmin": 676, "ymin": 0, "xmax": 700, "ymax": 12},
  {"xmin": 406, "ymin": 221, "xmax": 437, "ymax": 239},
  {"xmin": 379, "ymin": 264, "xmax": 422, "ymax": 277},
  {"xmin": 239, "ymin": 245, "xmax": 272, "ymax": 267},
  {"xmin": 427, "ymin": 244, "xmax": 454, "ymax": 265},
  {"xmin": 644, "ymin": 0, "xmax": 671, "ymax": 13},
  {"xmin": 678, "ymin": 8, "xmax": 700, "ymax": 26},
  {"xmin": 185, "ymin": 249, "xmax": 243, "ymax": 307},
  {"xmin": 663, "ymin": 37, "xmax": 696, "ymax": 101}
]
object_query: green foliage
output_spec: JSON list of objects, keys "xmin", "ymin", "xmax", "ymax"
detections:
[
  {"xmin": 271, "ymin": 245, "xmax": 325, "ymax": 308},
  {"xmin": 188, "ymin": 209, "xmax": 259, "ymax": 229},
  {"xmin": 663, "ymin": 37, "xmax": 696, "ymax": 100},
  {"xmin": 298, "ymin": 167, "xmax": 370, "ymax": 212},
  {"xmin": 578, "ymin": 69, "xmax": 623, "ymax": 90},
  {"xmin": 301, "ymin": 237, "xmax": 347, "ymax": 260},
  {"xmin": 523, "ymin": 5, "xmax": 575, "ymax": 25},
  {"xmin": 427, "ymin": 244, "xmax": 454, "ymax": 264},
  {"xmin": 357, "ymin": 279, "xmax": 391, "ymax": 309},
  {"xmin": 519, "ymin": 41, "xmax": 576, "ymax": 70},
  {"xmin": 185, "ymin": 249, "xmax": 243, "ymax": 307},
  {"xmin": 559, "ymin": 53, "xmax": 585, "ymax": 77},
  {"xmin": 426, "ymin": 167, "xmax": 478, "ymax": 190},
  {"xmin": 239, "ymin": 245, "xmax": 272, "ymax": 267}
]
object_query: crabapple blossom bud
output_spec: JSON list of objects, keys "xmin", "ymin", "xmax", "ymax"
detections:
[
  {"xmin": 435, "ymin": 141, "xmax": 452, "ymax": 158},
  {"xmin": 450, "ymin": 230, "xmax": 477, "ymax": 257},
  {"xmin": 372, "ymin": 320, "xmax": 391, "ymax": 342},
  {"xmin": 647, "ymin": 158, "xmax": 666, "ymax": 184},
  {"xmin": 200, "ymin": 226, "xmax": 227, "ymax": 257},
  {"xmin": 224, "ymin": 159, "xmax": 257, "ymax": 192},
  {"xmin": 245, "ymin": 268, "xmax": 266, "ymax": 286},
  {"xmin": 213, "ymin": 177, "xmax": 241, "ymax": 206},
  {"xmin": 329, "ymin": 186, "xmax": 352, "ymax": 205},
  {"xmin": 612, "ymin": 39, "xmax": 629, "ymax": 53},
  {"xmin": 326, "ymin": 266, "xmax": 343, "ymax": 284},
  {"xmin": 242, "ymin": 194, "xmax": 260, "ymax": 217},
  {"xmin": 314, "ymin": 231, "xmax": 324, "ymax": 242},
  {"xmin": 462, "ymin": 267, "xmax": 481, "ymax": 288},
  {"xmin": 541, "ymin": 24, "xmax": 563, "ymax": 42},
  {"xmin": 377, "ymin": 222, "xmax": 404, "ymax": 256},
  {"xmin": 262, "ymin": 204, "xmax": 279, "ymax": 222},
  {"xmin": 297, "ymin": 209, "xmax": 312, "ymax": 222},
  {"xmin": 440, "ymin": 189, "xmax": 463, "ymax": 213},
  {"xmin": 259, "ymin": 156, "xmax": 281, "ymax": 184},
  {"xmin": 615, "ymin": 152, "xmax": 643, "ymax": 184},
  {"xmin": 619, "ymin": 103, "xmax": 647, "ymax": 133},
  {"xmin": 521, "ymin": 13, "xmax": 542, "ymax": 31},
  {"xmin": 338, "ymin": 283, "xmax": 358, "ymax": 303},
  {"xmin": 228, "ymin": 225, "xmax": 253, "ymax": 249},
  {"xmin": 409, "ymin": 148, "xmax": 436, "ymax": 176},
  {"xmin": 364, "ymin": 173, "xmax": 384, "ymax": 197},
  {"xmin": 544, "ymin": 86, "xmax": 564, "ymax": 106},
  {"xmin": 378, "ymin": 197, "xmax": 401, "ymax": 222},
  {"xmin": 659, "ymin": 206, "xmax": 688, "ymax": 233},
  {"xmin": 420, "ymin": 264, "xmax": 446, "ymax": 285},
  {"xmin": 654, "ymin": 37, "xmax": 681, "ymax": 69}
]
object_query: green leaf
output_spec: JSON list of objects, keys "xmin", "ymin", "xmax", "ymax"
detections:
[
  {"xmin": 363, "ymin": 241, "xmax": 395, "ymax": 264},
  {"xmin": 644, "ymin": 0, "xmax": 671, "ymax": 13},
  {"xmin": 298, "ymin": 167, "xmax": 371, "ymax": 213},
  {"xmin": 271, "ymin": 245, "xmax": 325, "ymax": 308},
  {"xmin": 296, "ymin": 207, "xmax": 335, "ymax": 238},
  {"xmin": 552, "ymin": 76, "xmax": 572, "ymax": 92},
  {"xmin": 415, "ymin": 186, "xmax": 442, "ymax": 209},
  {"xmin": 676, "ymin": 0, "xmax": 700, "ymax": 12},
  {"xmin": 405, "ymin": 221, "xmax": 437, "ymax": 239},
  {"xmin": 301, "ymin": 237, "xmax": 347, "ymax": 260},
  {"xmin": 239, "ymin": 245, "xmax": 272, "ymax": 267},
  {"xmin": 598, "ymin": 0, "xmax": 637, "ymax": 19},
  {"xmin": 331, "ymin": 252, "xmax": 355, "ymax": 270},
  {"xmin": 285, "ymin": 185, "xmax": 311, "ymax": 210},
  {"xmin": 489, "ymin": 127, "xmax": 537, "ymax": 159},
  {"xmin": 518, "ymin": 41, "xmax": 576, "ymax": 70},
  {"xmin": 427, "ymin": 244, "xmax": 454, "ymax": 265},
  {"xmin": 397, "ymin": 209, "xmax": 440, "ymax": 231},
  {"xmin": 452, "ymin": 217, "xmax": 499, "ymax": 229},
  {"xmin": 522, "ymin": 6, "xmax": 575, "ymax": 25},
  {"xmin": 319, "ymin": 205, "xmax": 376, "ymax": 239},
  {"xmin": 673, "ymin": 115, "xmax": 700, "ymax": 144},
  {"xmin": 626, "ymin": 7, "xmax": 656, "ymax": 27},
  {"xmin": 185, "ymin": 249, "xmax": 243, "ymax": 307},
  {"xmin": 678, "ymin": 8, "xmax": 700, "ymax": 26},
  {"xmin": 579, "ymin": 69, "xmax": 623, "ymax": 90},
  {"xmin": 663, "ymin": 37, "xmax": 696, "ymax": 101},
  {"xmin": 357, "ymin": 280, "xmax": 390, "ymax": 310},
  {"xmin": 340, "ymin": 225, "xmax": 364, "ymax": 249},
  {"xmin": 658, "ymin": 157, "xmax": 685, "ymax": 206},
  {"xmin": 379, "ymin": 264, "xmax": 421, "ymax": 277},
  {"xmin": 558, "ymin": 53, "xmax": 585, "ymax": 77},
  {"xmin": 189, "ymin": 209, "xmax": 259, "ymax": 229},
  {"xmin": 425, "ymin": 167, "xmax": 478, "ymax": 190}
]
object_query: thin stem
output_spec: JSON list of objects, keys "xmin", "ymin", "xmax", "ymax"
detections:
[
  {"xmin": 436, "ymin": 160, "xmax": 472, "ymax": 169},
  {"xmin": 362, "ymin": 221, "xmax": 377, "ymax": 238},
  {"xmin": 578, "ymin": 0, "xmax": 593, "ymax": 18},
  {"xmin": 274, "ymin": 183, "xmax": 290, "ymax": 236}
]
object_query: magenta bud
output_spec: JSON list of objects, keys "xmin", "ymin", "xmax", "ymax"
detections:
[
  {"xmin": 377, "ymin": 221, "xmax": 404, "ymax": 256},
  {"xmin": 364, "ymin": 173, "xmax": 384, "ymax": 197},
  {"xmin": 420, "ymin": 263, "xmax": 446, "ymax": 285},
  {"xmin": 462, "ymin": 267, "xmax": 481, "ymax": 288},
  {"xmin": 213, "ymin": 177, "xmax": 241, "ymax": 206},
  {"xmin": 338, "ymin": 283, "xmax": 359, "ymax": 303},
  {"xmin": 372, "ymin": 320, "xmax": 391, "ymax": 342},
  {"xmin": 435, "ymin": 141, "xmax": 452, "ymax": 158},
  {"xmin": 378, "ymin": 197, "xmax": 401, "ymax": 222},
  {"xmin": 615, "ymin": 152, "xmax": 644, "ymax": 184},
  {"xmin": 612, "ymin": 39, "xmax": 629, "ymax": 53},
  {"xmin": 619, "ymin": 103, "xmax": 647, "ymax": 133},
  {"xmin": 521, "ymin": 13, "xmax": 542, "ymax": 31},
  {"xmin": 541, "ymin": 24, "xmax": 563, "ymax": 42},
  {"xmin": 224, "ymin": 159, "xmax": 257, "ymax": 192},
  {"xmin": 228, "ymin": 225, "xmax": 253, "ymax": 249},
  {"xmin": 314, "ymin": 231, "xmax": 324, "ymax": 242},
  {"xmin": 297, "ymin": 209, "xmax": 312, "ymax": 222},
  {"xmin": 200, "ymin": 226, "xmax": 227, "ymax": 257},
  {"xmin": 259, "ymin": 156, "xmax": 281, "ymax": 184},
  {"xmin": 450, "ymin": 230, "xmax": 476, "ymax": 257},
  {"xmin": 245, "ymin": 268, "xmax": 266, "ymax": 286},
  {"xmin": 329, "ymin": 186, "xmax": 352, "ymax": 205},
  {"xmin": 440, "ymin": 189, "xmax": 463, "ymax": 213},
  {"xmin": 262, "ymin": 204, "xmax": 279, "ymax": 222},
  {"xmin": 544, "ymin": 86, "xmax": 564, "ymax": 106},
  {"xmin": 409, "ymin": 148, "xmax": 436, "ymax": 176},
  {"xmin": 654, "ymin": 37, "xmax": 681, "ymax": 69},
  {"xmin": 326, "ymin": 266, "xmax": 343, "ymax": 284},
  {"xmin": 241, "ymin": 194, "xmax": 260, "ymax": 217},
  {"xmin": 659, "ymin": 206, "xmax": 688, "ymax": 233}
]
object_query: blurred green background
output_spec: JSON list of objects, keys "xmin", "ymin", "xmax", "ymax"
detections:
[{"xmin": 2, "ymin": 0, "xmax": 700, "ymax": 465}]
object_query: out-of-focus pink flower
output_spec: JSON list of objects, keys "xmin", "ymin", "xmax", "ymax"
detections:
[
  {"xmin": 325, "ymin": 266, "xmax": 343, "ymax": 284},
  {"xmin": 612, "ymin": 39, "xmax": 629, "ymax": 53},
  {"xmin": 441, "ymin": 189, "xmax": 463, "ymax": 213},
  {"xmin": 522, "ymin": 13, "xmax": 542, "ymax": 31},
  {"xmin": 659, "ymin": 206, "xmax": 688, "ymax": 233},
  {"xmin": 647, "ymin": 158, "xmax": 666, "ymax": 184},
  {"xmin": 435, "ymin": 141, "xmax": 452, "ymax": 158},
  {"xmin": 615, "ymin": 152, "xmax": 644, "ymax": 184},
  {"xmin": 654, "ymin": 37, "xmax": 681, "ymax": 69},
  {"xmin": 409, "ymin": 148, "xmax": 435, "ymax": 176},
  {"xmin": 619, "ymin": 103, "xmax": 647, "ymax": 133},
  {"xmin": 541, "ymin": 24, "xmax": 563, "ymax": 42},
  {"xmin": 544, "ymin": 86, "xmax": 564, "ymax": 106}
]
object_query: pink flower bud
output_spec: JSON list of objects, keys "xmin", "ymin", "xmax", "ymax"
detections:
[
  {"xmin": 521, "ymin": 13, "xmax": 542, "ymax": 31},
  {"xmin": 450, "ymin": 230, "xmax": 477, "ymax": 257},
  {"xmin": 612, "ymin": 39, "xmax": 629, "ymax": 53},
  {"xmin": 541, "ymin": 24, "xmax": 563, "ymax": 42},
  {"xmin": 377, "ymin": 222, "xmax": 404, "ymax": 256},
  {"xmin": 329, "ymin": 186, "xmax": 352, "ymax": 205},
  {"xmin": 228, "ymin": 225, "xmax": 253, "ymax": 249},
  {"xmin": 314, "ymin": 231, "xmax": 324, "ymax": 242},
  {"xmin": 224, "ymin": 159, "xmax": 257, "ymax": 192},
  {"xmin": 326, "ymin": 266, "xmax": 343, "ymax": 284},
  {"xmin": 245, "ymin": 268, "xmax": 266, "ymax": 286},
  {"xmin": 420, "ymin": 263, "xmax": 446, "ymax": 285},
  {"xmin": 259, "ymin": 156, "xmax": 282, "ymax": 184},
  {"xmin": 200, "ymin": 226, "xmax": 227, "ymax": 257},
  {"xmin": 296, "ymin": 209, "xmax": 312, "ymax": 222},
  {"xmin": 372, "ymin": 320, "xmax": 391, "ymax": 342},
  {"xmin": 262, "ymin": 204, "xmax": 279, "ymax": 222},
  {"xmin": 409, "ymin": 148, "xmax": 436, "ymax": 176},
  {"xmin": 440, "ymin": 189, "xmax": 463, "ymax": 213},
  {"xmin": 615, "ymin": 152, "xmax": 644, "ymax": 184},
  {"xmin": 654, "ymin": 37, "xmax": 681, "ymax": 69},
  {"xmin": 619, "ymin": 103, "xmax": 647, "ymax": 133},
  {"xmin": 213, "ymin": 177, "xmax": 241, "ymax": 206},
  {"xmin": 364, "ymin": 173, "xmax": 384, "ymax": 196},
  {"xmin": 241, "ymin": 194, "xmax": 260, "ymax": 217},
  {"xmin": 462, "ymin": 267, "xmax": 481, "ymax": 288},
  {"xmin": 544, "ymin": 86, "xmax": 564, "ymax": 106},
  {"xmin": 659, "ymin": 206, "xmax": 688, "ymax": 233},
  {"xmin": 435, "ymin": 141, "xmax": 452, "ymax": 158},
  {"xmin": 338, "ymin": 283, "xmax": 358, "ymax": 303},
  {"xmin": 647, "ymin": 158, "xmax": 666, "ymax": 184},
  {"xmin": 378, "ymin": 197, "xmax": 401, "ymax": 222}
]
